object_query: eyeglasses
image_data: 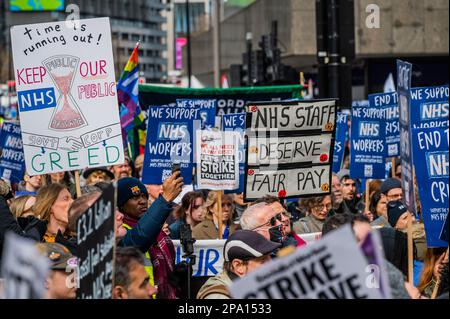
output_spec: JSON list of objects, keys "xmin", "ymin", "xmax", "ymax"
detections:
[
  {"xmin": 251, "ymin": 213, "xmax": 283, "ymax": 230},
  {"xmin": 315, "ymin": 203, "xmax": 332, "ymax": 211}
]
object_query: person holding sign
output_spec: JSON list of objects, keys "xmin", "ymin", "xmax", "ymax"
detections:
[
  {"xmin": 192, "ymin": 192, "xmax": 237, "ymax": 240},
  {"xmin": 197, "ymin": 230, "xmax": 280, "ymax": 299},
  {"xmin": 293, "ymin": 195, "xmax": 332, "ymax": 234},
  {"xmin": 117, "ymin": 172, "xmax": 183, "ymax": 299}
]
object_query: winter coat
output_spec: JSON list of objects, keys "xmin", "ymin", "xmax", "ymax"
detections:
[
  {"xmin": 192, "ymin": 219, "xmax": 238, "ymax": 240},
  {"xmin": 118, "ymin": 195, "xmax": 174, "ymax": 252},
  {"xmin": 197, "ymin": 271, "xmax": 233, "ymax": 299},
  {"xmin": 293, "ymin": 214, "xmax": 325, "ymax": 234}
]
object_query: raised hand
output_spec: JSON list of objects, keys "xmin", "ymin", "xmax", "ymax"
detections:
[{"xmin": 162, "ymin": 171, "xmax": 184, "ymax": 202}]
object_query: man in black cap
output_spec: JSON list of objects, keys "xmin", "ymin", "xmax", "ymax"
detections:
[
  {"xmin": 380, "ymin": 178, "xmax": 403, "ymax": 203},
  {"xmin": 197, "ymin": 230, "xmax": 280, "ymax": 299}
]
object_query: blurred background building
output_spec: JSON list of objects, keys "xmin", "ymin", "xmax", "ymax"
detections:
[{"xmin": 0, "ymin": 0, "xmax": 167, "ymax": 83}]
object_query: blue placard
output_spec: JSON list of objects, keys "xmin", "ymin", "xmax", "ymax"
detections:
[
  {"xmin": 222, "ymin": 113, "xmax": 246, "ymax": 193},
  {"xmin": 350, "ymin": 104, "xmax": 386, "ymax": 179},
  {"xmin": 0, "ymin": 122, "xmax": 25, "ymax": 184},
  {"xmin": 397, "ymin": 60, "xmax": 416, "ymax": 215},
  {"xmin": 440, "ymin": 213, "xmax": 449, "ymax": 244},
  {"xmin": 412, "ymin": 126, "xmax": 449, "ymax": 247},
  {"xmin": 17, "ymin": 87, "xmax": 57, "ymax": 112},
  {"xmin": 410, "ymin": 85, "xmax": 449, "ymax": 130},
  {"xmin": 175, "ymin": 99, "xmax": 217, "ymax": 129},
  {"xmin": 141, "ymin": 105, "xmax": 204, "ymax": 185},
  {"xmin": 369, "ymin": 92, "xmax": 400, "ymax": 157},
  {"xmin": 332, "ymin": 112, "xmax": 349, "ymax": 173}
]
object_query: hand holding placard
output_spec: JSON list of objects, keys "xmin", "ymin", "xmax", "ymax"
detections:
[{"xmin": 162, "ymin": 171, "xmax": 184, "ymax": 202}]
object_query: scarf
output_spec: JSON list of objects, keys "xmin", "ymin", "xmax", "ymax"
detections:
[{"xmin": 123, "ymin": 214, "xmax": 177, "ymax": 299}]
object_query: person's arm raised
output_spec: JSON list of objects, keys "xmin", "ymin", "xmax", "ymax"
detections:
[{"xmin": 119, "ymin": 172, "xmax": 184, "ymax": 251}]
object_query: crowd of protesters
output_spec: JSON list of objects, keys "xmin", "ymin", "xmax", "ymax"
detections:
[{"xmin": 0, "ymin": 151, "xmax": 448, "ymax": 300}]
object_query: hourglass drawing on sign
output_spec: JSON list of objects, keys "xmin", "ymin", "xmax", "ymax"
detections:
[{"xmin": 43, "ymin": 55, "xmax": 87, "ymax": 131}]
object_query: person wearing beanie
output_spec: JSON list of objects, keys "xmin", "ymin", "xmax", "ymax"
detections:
[
  {"xmin": 197, "ymin": 230, "xmax": 280, "ymax": 299},
  {"xmin": 117, "ymin": 173, "xmax": 183, "ymax": 299},
  {"xmin": 380, "ymin": 178, "xmax": 403, "ymax": 203}
]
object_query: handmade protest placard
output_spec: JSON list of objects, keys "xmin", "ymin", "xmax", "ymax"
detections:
[
  {"xmin": 229, "ymin": 225, "xmax": 384, "ymax": 299},
  {"xmin": 142, "ymin": 105, "xmax": 205, "ymax": 184},
  {"xmin": 332, "ymin": 112, "xmax": 349, "ymax": 173},
  {"xmin": 412, "ymin": 126, "xmax": 449, "ymax": 247},
  {"xmin": 245, "ymin": 165, "xmax": 331, "ymax": 200},
  {"xmin": 369, "ymin": 92, "xmax": 399, "ymax": 157},
  {"xmin": 195, "ymin": 130, "xmax": 240, "ymax": 190},
  {"xmin": 248, "ymin": 134, "xmax": 332, "ymax": 167},
  {"xmin": 77, "ymin": 183, "xmax": 115, "ymax": 299},
  {"xmin": 1, "ymin": 232, "xmax": 50, "ymax": 299},
  {"xmin": 410, "ymin": 85, "xmax": 449, "ymax": 130},
  {"xmin": 247, "ymin": 100, "xmax": 336, "ymax": 133},
  {"xmin": 0, "ymin": 122, "xmax": 25, "ymax": 184},
  {"xmin": 350, "ymin": 103, "xmax": 387, "ymax": 179},
  {"xmin": 223, "ymin": 113, "xmax": 246, "ymax": 193},
  {"xmin": 10, "ymin": 18, "xmax": 124, "ymax": 175},
  {"xmin": 245, "ymin": 99, "xmax": 336, "ymax": 201},
  {"xmin": 397, "ymin": 60, "xmax": 416, "ymax": 215},
  {"xmin": 176, "ymin": 99, "xmax": 217, "ymax": 129}
]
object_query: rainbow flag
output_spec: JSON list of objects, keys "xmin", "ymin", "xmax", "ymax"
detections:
[{"xmin": 117, "ymin": 42, "xmax": 145, "ymax": 156}]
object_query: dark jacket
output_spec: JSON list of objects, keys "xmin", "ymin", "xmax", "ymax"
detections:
[
  {"xmin": 169, "ymin": 219, "xmax": 186, "ymax": 240},
  {"xmin": 118, "ymin": 195, "xmax": 174, "ymax": 252}
]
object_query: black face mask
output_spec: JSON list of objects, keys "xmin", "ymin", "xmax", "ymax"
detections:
[{"xmin": 269, "ymin": 225, "xmax": 284, "ymax": 243}]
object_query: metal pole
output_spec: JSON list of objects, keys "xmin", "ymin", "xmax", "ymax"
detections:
[
  {"xmin": 328, "ymin": 0, "xmax": 340, "ymax": 99},
  {"xmin": 185, "ymin": 0, "xmax": 192, "ymax": 88},
  {"xmin": 246, "ymin": 32, "xmax": 252, "ymax": 86},
  {"xmin": 213, "ymin": 0, "xmax": 221, "ymax": 88}
]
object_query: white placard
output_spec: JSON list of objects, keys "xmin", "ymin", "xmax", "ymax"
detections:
[
  {"xmin": 229, "ymin": 226, "xmax": 385, "ymax": 299},
  {"xmin": 245, "ymin": 165, "xmax": 331, "ymax": 200},
  {"xmin": 247, "ymin": 134, "xmax": 333, "ymax": 166},
  {"xmin": 247, "ymin": 100, "xmax": 336, "ymax": 133},
  {"xmin": 10, "ymin": 18, "xmax": 124, "ymax": 175},
  {"xmin": 195, "ymin": 130, "xmax": 240, "ymax": 190}
]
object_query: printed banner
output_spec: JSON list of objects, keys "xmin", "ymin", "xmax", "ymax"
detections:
[
  {"xmin": 195, "ymin": 130, "xmax": 240, "ymax": 190},
  {"xmin": 139, "ymin": 84, "xmax": 302, "ymax": 115},
  {"xmin": 350, "ymin": 103, "xmax": 387, "ymax": 179},
  {"xmin": 332, "ymin": 112, "xmax": 349, "ymax": 173},
  {"xmin": 410, "ymin": 85, "xmax": 449, "ymax": 130},
  {"xmin": 369, "ymin": 92, "xmax": 399, "ymax": 157},
  {"xmin": 229, "ymin": 226, "xmax": 385, "ymax": 299},
  {"xmin": 175, "ymin": 99, "xmax": 217, "ymax": 129},
  {"xmin": 412, "ymin": 126, "xmax": 449, "ymax": 247},
  {"xmin": 397, "ymin": 60, "xmax": 416, "ymax": 215},
  {"xmin": 0, "ymin": 122, "xmax": 25, "ymax": 184},
  {"xmin": 222, "ymin": 113, "xmax": 246, "ymax": 193},
  {"xmin": 142, "ymin": 105, "xmax": 204, "ymax": 184},
  {"xmin": 10, "ymin": 18, "xmax": 125, "ymax": 175}
]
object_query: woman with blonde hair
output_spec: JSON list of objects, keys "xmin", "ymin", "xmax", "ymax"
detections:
[
  {"xmin": 33, "ymin": 183, "xmax": 74, "ymax": 243},
  {"xmin": 192, "ymin": 191, "xmax": 238, "ymax": 239},
  {"xmin": 9, "ymin": 195, "xmax": 36, "ymax": 219}
]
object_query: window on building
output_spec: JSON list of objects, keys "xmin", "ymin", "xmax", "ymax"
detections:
[{"xmin": 121, "ymin": 33, "xmax": 129, "ymax": 40}]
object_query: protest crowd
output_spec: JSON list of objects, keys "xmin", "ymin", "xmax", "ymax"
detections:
[{"xmin": 0, "ymin": 18, "xmax": 448, "ymax": 301}]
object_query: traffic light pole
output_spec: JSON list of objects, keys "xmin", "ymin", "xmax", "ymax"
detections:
[
  {"xmin": 213, "ymin": 0, "xmax": 221, "ymax": 88},
  {"xmin": 185, "ymin": 0, "xmax": 192, "ymax": 88},
  {"xmin": 328, "ymin": 0, "xmax": 340, "ymax": 99}
]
